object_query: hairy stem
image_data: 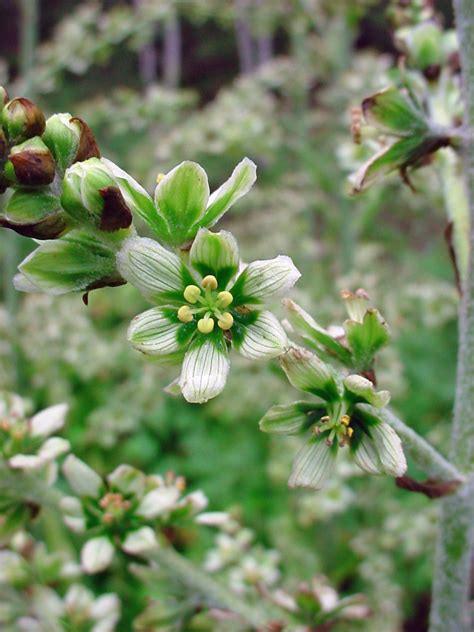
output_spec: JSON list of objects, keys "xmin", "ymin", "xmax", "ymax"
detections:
[
  {"xmin": 145, "ymin": 546, "xmax": 281, "ymax": 629},
  {"xmin": 359, "ymin": 406, "xmax": 464, "ymax": 482},
  {"xmin": 430, "ymin": 3, "xmax": 474, "ymax": 630}
]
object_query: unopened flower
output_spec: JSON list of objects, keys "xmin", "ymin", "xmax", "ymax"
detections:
[
  {"xmin": 259, "ymin": 346, "xmax": 406, "ymax": 489},
  {"xmin": 118, "ymin": 228, "xmax": 300, "ymax": 403}
]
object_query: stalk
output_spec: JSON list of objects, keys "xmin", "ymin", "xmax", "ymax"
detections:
[
  {"xmin": 145, "ymin": 546, "xmax": 279, "ymax": 628},
  {"xmin": 429, "ymin": 3, "xmax": 474, "ymax": 629},
  {"xmin": 5, "ymin": 0, "xmax": 39, "ymax": 391}
]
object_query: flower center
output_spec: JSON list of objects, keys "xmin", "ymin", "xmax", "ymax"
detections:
[
  {"xmin": 177, "ymin": 275, "xmax": 234, "ymax": 334},
  {"xmin": 312, "ymin": 413, "xmax": 353, "ymax": 447}
]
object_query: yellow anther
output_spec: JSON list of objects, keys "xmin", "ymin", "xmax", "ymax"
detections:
[
  {"xmin": 347, "ymin": 427, "xmax": 354, "ymax": 438},
  {"xmin": 218, "ymin": 312, "xmax": 234, "ymax": 330},
  {"xmin": 320, "ymin": 415, "xmax": 330, "ymax": 423},
  {"xmin": 341, "ymin": 414, "xmax": 351, "ymax": 426},
  {"xmin": 183, "ymin": 285, "xmax": 201, "ymax": 304},
  {"xmin": 177, "ymin": 305, "xmax": 193, "ymax": 323},
  {"xmin": 217, "ymin": 291, "xmax": 233, "ymax": 308},
  {"xmin": 156, "ymin": 172, "xmax": 166, "ymax": 184},
  {"xmin": 201, "ymin": 275, "xmax": 218, "ymax": 290},
  {"xmin": 198, "ymin": 317, "xmax": 215, "ymax": 334}
]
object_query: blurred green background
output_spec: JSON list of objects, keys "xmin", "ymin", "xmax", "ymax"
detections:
[{"xmin": 0, "ymin": 1, "xmax": 458, "ymax": 630}]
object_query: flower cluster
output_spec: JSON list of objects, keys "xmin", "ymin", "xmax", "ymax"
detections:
[
  {"xmin": 260, "ymin": 291, "xmax": 406, "ymax": 489},
  {"xmin": 0, "ymin": 392, "xmax": 69, "ymax": 474},
  {"xmin": 61, "ymin": 456, "xmax": 208, "ymax": 574}
]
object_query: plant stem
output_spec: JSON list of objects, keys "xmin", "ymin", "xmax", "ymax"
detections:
[
  {"xmin": 429, "ymin": 3, "xmax": 474, "ymax": 630},
  {"xmin": 358, "ymin": 406, "xmax": 464, "ymax": 482},
  {"xmin": 145, "ymin": 546, "xmax": 281, "ymax": 629}
]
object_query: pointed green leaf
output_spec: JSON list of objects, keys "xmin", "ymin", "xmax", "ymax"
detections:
[
  {"xmin": 362, "ymin": 87, "xmax": 427, "ymax": 136},
  {"xmin": 344, "ymin": 308, "xmax": 389, "ymax": 370}
]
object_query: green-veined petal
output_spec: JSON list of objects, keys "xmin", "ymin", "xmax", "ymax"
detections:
[
  {"xmin": 234, "ymin": 310, "xmax": 288, "ymax": 359},
  {"xmin": 117, "ymin": 236, "xmax": 193, "ymax": 304},
  {"xmin": 288, "ymin": 438, "xmax": 337, "ymax": 489},
  {"xmin": 231, "ymin": 255, "xmax": 301, "ymax": 305},
  {"xmin": 371, "ymin": 421, "xmax": 407, "ymax": 477},
  {"xmin": 189, "ymin": 228, "xmax": 239, "ymax": 287},
  {"xmin": 351, "ymin": 431, "xmax": 384, "ymax": 475},
  {"xmin": 280, "ymin": 346, "xmax": 340, "ymax": 401},
  {"xmin": 178, "ymin": 334, "xmax": 230, "ymax": 404},
  {"xmin": 259, "ymin": 401, "xmax": 321, "ymax": 435},
  {"xmin": 128, "ymin": 307, "xmax": 192, "ymax": 356}
]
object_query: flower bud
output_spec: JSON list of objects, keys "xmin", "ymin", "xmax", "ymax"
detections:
[
  {"xmin": 0, "ymin": 86, "xmax": 8, "ymax": 107},
  {"xmin": 122, "ymin": 527, "xmax": 157, "ymax": 554},
  {"xmin": 42, "ymin": 113, "xmax": 100, "ymax": 172},
  {"xmin": 81, "ymin": 536, "xmax": 114, "ymax": 574},
  {"xmin": 62, "ymin": 455, "xmax": 103, "ymax": 498},
  {"xmin": 2, "ymin": 97, "xmax": 45, "ymax": 143},
  {"xmin": 4, "ymin": 137, "xmax": 56, "ymax": 186},
  {"xmin": 1, "ymin": 188, "xmax": 69, "ymax": 240},
  {"xmin": 61, "ymin": 158, "xmax": 133, "ymax": 232}
]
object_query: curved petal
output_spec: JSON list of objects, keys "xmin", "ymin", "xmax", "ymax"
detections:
[
  {"xmin": 371, "ymin": 422, "xmax": 407, "ymax": 477},
  {"xmin": 234, "ymin": 310, "xmax": 288, "ymax": 359},
  {"xmin": 288, "ymin": 439, "xmax": 337, "ymax": 489},
  {"xmin": 155, "ymin": 161, "xmax": 209, "ymax": 245},
  {"xmin": 30, "ymin": 403, "xmax": 68, "ymax": 437},
  {"xmin": 128, "ymin": 307, "xmax": 191, "ymax": 356},
  {"xmin": 351, "ymin": 432, "xmax": 384, "ymax": 475},
  {"xmin": 179, "ymin": 335, "xmax": 230, "ymax": 404},
  {"xmin": 190, "ymin": 228, "xmax": 240, "ymax": 287},
  {"xmin": 259, "ymin": 401, "xmax": 319, "ymax": 435},
  {"xmin": 198, "ymin": 157, "xmax": 257, "ymax": 228},
  {"xmin": 279, "ymin": 346, "xmax": 340, "ymax": 401},
  {"xmin": 117, "ymin": 236, "xmax": 192, "ymax": 304},
  {"xmin": 231, "ymin": 255, "xmax": 301, "ymax": 305}
]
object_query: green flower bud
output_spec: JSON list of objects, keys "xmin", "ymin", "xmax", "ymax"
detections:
[
  {"xmin": 4, "ymin": 137, "xmax": 56, "ymax": 186},
  {"xmin": 0, "ymin": 188, "xmax": 69, "ymax": 240},
  {"xmin": 2, "ymin": 97, "xmax": 45, "ymax": 143},
  {"xmin": 42, "ymin": 113, "xmax": 100, "ymax": 173},
  {"xmin": 0, "ymin": 86, "xmax": 9, "ymax": 107},
  {"xmin": 61, "ymin": 158, "xmax": 133, "ymax": 232}
]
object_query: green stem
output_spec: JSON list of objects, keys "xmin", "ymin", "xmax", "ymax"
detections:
[
  {"xmin": 5, "ymin": 0, "xmax": 39, "ymax": 391},
  {"xmin": 145, "ymin": 547, "xmax": 281, "ymax": 629},
  {"xmin": 358, "ymin": 406, "xmax": 464, "ymax": 482},
  {"xmin": 429, "ymin": 3, "xmax": 474, "ymax": 630}
]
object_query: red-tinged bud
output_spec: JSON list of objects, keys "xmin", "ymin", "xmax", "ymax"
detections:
[{"xmin": 2, "ymin": 97, "xmax": 45, "ymax": 143}]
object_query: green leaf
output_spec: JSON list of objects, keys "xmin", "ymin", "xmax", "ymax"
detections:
[
  {"xmin": 155, "ymin": 161, "xmax": 209, "ymax": 245},
  {"xmin": 16, "ymin": 229, "xmax": 120, "ymax": 295},
  {"xmin": 344, "ymin": 308, "xmax": 389, "ymax": 370},
  {"xmin": 362, "ymin": 87, "xmax": 427, "ymax": 136}
]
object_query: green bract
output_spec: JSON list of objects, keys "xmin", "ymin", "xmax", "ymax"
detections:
[
  {"xmin": 259, "ymin": 346, "xmax": 406, "ymax": 489},
  {"xmin": 105, "ymin": 157, "xmax": 257, "ymax": 246},
  {"xmin": 351, "ymin": 86, "xmax": 450, "ymax": 193},
  {"xmin": 118, "ymin": 228, "xmax": 300, "ymax": 403}
]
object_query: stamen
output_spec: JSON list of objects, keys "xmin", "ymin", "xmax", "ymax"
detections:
[
  {"xmin": 347, "ymin": 427, "xmax": 354, "ymax": 438},
  {"xmin": 341, "ymin": 414, "xmax": 351, "ymax": 426},
  {"xmin": 198, "ymin": 317, "xmax": 215, "ymax": 334},
  {"xmin": 218, "ymin": 312, "xmax": 234, "ymax": 330},
  {"xmin": 177, "ymin": 305, "xmax": 193, "ymax": 323},
  {"xmin": 201, "ymin": 275, "xmax": 218, "ymax": 290},
  {"xmin": 183, "ymin": 285, "xmax": 201, "ymax": 304},
  {"xmin": 217, "ymin": 291, "xmax": 233, "ymax": 308}
]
